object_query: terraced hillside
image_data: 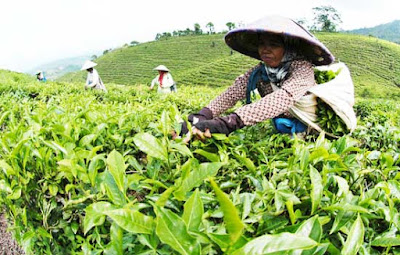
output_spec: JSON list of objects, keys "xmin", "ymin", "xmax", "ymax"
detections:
[
  {"xmin": 59, "ymin": 33, "xmax": 400, "ymax": 98},
  {"xmin": 59, "ymin": 34, "xmax": 252, "ymax": 87},
  {"xmin": 320, "ymin": 33, "xmax": 400, "ymax": 97}
]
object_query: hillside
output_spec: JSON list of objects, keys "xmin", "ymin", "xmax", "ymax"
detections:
[
  {"xmin": 347, "ymin": 20, "xmax": 400, "ymax": 44},
  {"xmin": 59, "ymin": 33, "xmax": 400, "ymax": 98},
  {"xmin": 59, "ymin": 34, "xmax": 257, "ymax": 87},
  {"xmin": 319, "ymin": 33, "xmax": 400, "ymax": 97}
]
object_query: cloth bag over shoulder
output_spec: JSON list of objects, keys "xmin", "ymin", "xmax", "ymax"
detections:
[{"xmin": 289, "ymin": 62, "xmax": 357, "ymax": 137}]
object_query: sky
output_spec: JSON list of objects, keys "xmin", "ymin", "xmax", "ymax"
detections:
[{"xmin": 1, "ymin": 0, "xmax": 399, "ymax": 72}]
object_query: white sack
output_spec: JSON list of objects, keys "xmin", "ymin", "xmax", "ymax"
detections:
[{"xmin": 289, "ymin": 62, "xmax": 357, "ymax": 137}]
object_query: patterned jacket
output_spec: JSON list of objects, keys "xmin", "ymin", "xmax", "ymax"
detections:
[{"xmin": 207, "ymin": 60, "xmax": 316, "ymax": 126}]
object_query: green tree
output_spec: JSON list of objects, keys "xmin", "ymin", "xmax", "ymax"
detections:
[
  {"xmin": 162, "ymin": 32, "xmax": 172, "ymax": 39},
  {"xmin": 206, "ymin": 22, "xmax": 215, "ymax": 34},
  {"xmin": 91, "ymin": 55, "xmax": 97, "ymax": 60},
  {"xmin": 130, "ymin": 41, "xmax": 140, "ymax": 46},
  {"xmin": 184, "ymin": 28, "xmax": 192, "ymax": 36},
  {"xmin": 103, "ymin": 48, "xmax": 112, "ymax": 55},
  {"xmin": 194, "ymin": 23, "xmax": 203, "ymax": 35},
  {"xmin": 155, "ymin": 32, "xmax": 172, "ymax": 40},
  {"xmin": 226, "ymin": 22, "xmax": 236, "ymax": 31},
  {"xmin": 311, "ymin": 5, "xmax": 342, "ymax": 32}
]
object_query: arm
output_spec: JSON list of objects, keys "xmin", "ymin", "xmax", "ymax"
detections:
[
  {"xmin": 235, "ymin": 60, "xmax": 315, "ymax": 126},
  {"xmin": 150, "ymin": 76, "xmax": 158, "ymax": 89},
  {"xmin": 207, "ymin": 64, "xmax": 261, "ymax": 117}
]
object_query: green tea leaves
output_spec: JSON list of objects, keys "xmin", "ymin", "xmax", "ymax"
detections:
[{"xmin": 133, "ymin": 132, "xmax": 168, "ymax": 161}]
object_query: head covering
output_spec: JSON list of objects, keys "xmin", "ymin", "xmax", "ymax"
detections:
[
  {"xmin": 153, "ymin": 65, "xmax": 170, "ymax": 72},
  {"xmin": 81, "ymin": 60, "xmax": 97, "ymax": 70},
  {"xmin": 36, "ymin": 70, "xmax": 45, "ymax": 80},
  {"xmin": 224, "ymin": 15, "xmax": 334, "ymax": 66}
]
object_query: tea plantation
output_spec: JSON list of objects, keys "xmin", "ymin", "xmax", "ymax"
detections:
[{"xmin": 1, "ymin": 63, "xmax": 400, "ymax": 254}]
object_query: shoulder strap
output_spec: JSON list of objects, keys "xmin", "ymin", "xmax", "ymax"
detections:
[{"xmin": 246, "ymin": 64, "xmax": 269, "ymax": 104}]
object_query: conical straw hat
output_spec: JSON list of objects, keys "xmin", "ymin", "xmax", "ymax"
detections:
[
  {"xmin": 81, "ymin": 60, "xmax": 98, "ymax": 70},
  {"xmin": 224, "ymin": 15, "xmax": 334, "ymax": 66},
  {"xmin": 153, "ymin": 65, "xmax": 170, "ymax": 72}
]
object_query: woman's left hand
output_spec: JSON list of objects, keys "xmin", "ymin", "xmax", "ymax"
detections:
[
  {"xmin": 181, "ymin": 113, "xmax": 244, "ymax": 143},
  {"xmin": 193, "ymin": 113, "xmax": 244, "ymax": 135}
]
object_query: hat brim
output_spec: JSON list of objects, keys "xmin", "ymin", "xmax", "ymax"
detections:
[
  {"xmin": 153, "ymin": 65, "xmax": 170, "ymax": 72},
  {"xmin": 224, "ymin": 17, "xmax": 334, "ymax": 66},
  {"xmin": 81, "ymin": 62, "xmax": 97, "ymax": 70}
]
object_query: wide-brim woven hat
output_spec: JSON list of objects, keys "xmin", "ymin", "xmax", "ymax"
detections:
[
  {"xmin": 153, "ymin": 65, "xmax": 170, "ymax": 72},
  {"xmin": 224, "ymin": 15, "xmax": 334, "ymax": 66},
  {"xmin": 81, "ymin": 60, "xmax": 97, "ymax": 70}
]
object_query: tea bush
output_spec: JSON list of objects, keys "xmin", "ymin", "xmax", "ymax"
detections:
[{"xmin": 0, "ymin": 72, "xmax": 400, "ymax": 254}]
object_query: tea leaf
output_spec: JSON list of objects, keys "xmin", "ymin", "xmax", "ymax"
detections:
[
  {"xmin": 133, "ymin": 132, "xmax": 168, "ymax": 161},
  {"xmin": 154, "ymin": 204, "xmax": 201, "ymax": 255}
]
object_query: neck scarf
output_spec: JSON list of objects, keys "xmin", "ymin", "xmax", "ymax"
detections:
[
  {"xmin": 266, "ymin": 48, "xmax": 299, "ymax": 83},
  {"xmin": 158, "ymin": 72, "xmax": 165, "ymax": 87}
]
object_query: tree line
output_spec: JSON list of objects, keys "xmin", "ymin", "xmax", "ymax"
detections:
[
  {"xmin": 97, "ymin": 5, "xmax": 342, "ymax": 56},
  {"xmin": 155, "ymin": 22, "xmax": 237, "ymax": 41},
  {"xmin": 154, "ymin": 6, "xmax": 342, "ymax": 41}
]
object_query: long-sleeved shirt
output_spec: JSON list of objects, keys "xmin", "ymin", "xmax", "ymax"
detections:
[
  {"xmin": 207, "ymin": 60, "xmax": 315, "ymax": 126},
  {"xmin": 150, "ymin": 73, "xmax": 176, "ymax": 93},
  {"xmin": 85, "ymin": 69, "xmax": 107, "ymax": 92}
]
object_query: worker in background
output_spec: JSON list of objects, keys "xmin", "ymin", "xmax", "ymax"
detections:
[
  {"xmin": 81, "ymin": 60, "xmax": 107, "ymax": 92},
  {"xmin": 36, "ymin": 71, "xmax": 47, "ymax": 82},
  {"xmin": 150, "ymin": 65, "xmax": 177, "ymax": 93}
]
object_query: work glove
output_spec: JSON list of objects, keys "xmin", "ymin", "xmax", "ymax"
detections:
[
  {"xmin": 180, "ymin": 107, "xmax": 213, "ymax": 135},
  {"xmin": 193, "ymin": 113, "xmax": 244, "ymax": 135}
]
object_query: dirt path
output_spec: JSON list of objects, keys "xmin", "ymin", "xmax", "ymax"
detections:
[{"xmin": 0, "ymin": 213, "xmax": 24, "ymax": 255}]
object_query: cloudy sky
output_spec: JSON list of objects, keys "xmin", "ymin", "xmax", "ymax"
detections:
[{"xmin": 1, "ymin": 0, "xmax": 398, "ymax": 72}]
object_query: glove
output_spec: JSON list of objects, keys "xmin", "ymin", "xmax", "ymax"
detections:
[
  {"xmin": 193, "ymin": 113, "xmax": 244, "ymax": 135},
  {"xmin": 180, "ymin": 107, "xmax": 213, "ymax": 135}
]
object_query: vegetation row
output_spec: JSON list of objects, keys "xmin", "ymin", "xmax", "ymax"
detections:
[{"xmin": 1, "ymin": 70, "xmax": 400, "ymax": 254}]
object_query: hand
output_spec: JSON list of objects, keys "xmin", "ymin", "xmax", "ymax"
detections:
[
  {"xmin": 180, "ymin": 107, "xmax": 213, "ymax": 136},
  {"xmin": 181, "ymin": 113, "xmax": 245, "ymax": 143},
  {"xmin": 183, "ymin": 128, "xmax": 212, "ymax": 144},
  {"xmin": 193, "ymin": 113, "xmax": 244, "ymax": 135}
]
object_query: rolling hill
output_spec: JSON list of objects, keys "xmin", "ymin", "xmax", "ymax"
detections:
[
  {"xmin": 346, "ymin": 20, "xmax": 400, "ymax": 44},
  {"xmin": 59, "ymin": 33, "xmax": 400, "ymax": 98}
]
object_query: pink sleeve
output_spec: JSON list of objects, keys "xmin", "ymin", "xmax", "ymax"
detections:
[{"xmin": 207, "ymin": 64, "xmax": 261, "ymax": 117}]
